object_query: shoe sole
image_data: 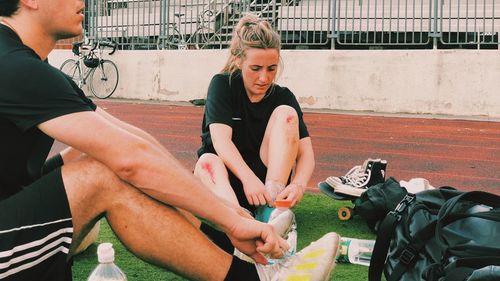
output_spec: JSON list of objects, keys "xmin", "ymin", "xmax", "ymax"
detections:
[
  {"xmin": 318, "ymin": 181, "xmax": 358, "ymax": 201},
  {"xmin": 333, "ymin": 184, "xmax": 366, "ymax": 197}
]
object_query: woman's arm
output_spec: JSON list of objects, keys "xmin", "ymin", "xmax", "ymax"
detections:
[{"xmin": 210, "ymin": 123, "xmax": 272, "ymax": 206}]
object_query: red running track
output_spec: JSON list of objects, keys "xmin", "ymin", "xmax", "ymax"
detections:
[{"xmin": 53, "ymin": 100, "xmax": 500, "ymax": 194}]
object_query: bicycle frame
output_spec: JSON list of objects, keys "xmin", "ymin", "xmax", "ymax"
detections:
[
  {"xmin": 157, "ymin": 9, "xmax": 219, "ymax": 50},
  {"xmin": 72, "ymin": 58, "xmax": 94, "ymax": 88}
]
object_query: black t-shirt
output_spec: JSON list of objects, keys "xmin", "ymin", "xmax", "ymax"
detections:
[
  {"xmin": 198, "ymin": 72, "xmax": 309, "ymax": 164},
  {"xmin": 0, "ymin": 25, "xmax": 97, "ymax": 199}
]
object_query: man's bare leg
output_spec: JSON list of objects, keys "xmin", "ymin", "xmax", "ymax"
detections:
[
  {"xmin": 62, "ymin": 156, "xmax": 232, "ymax": 281},
  {"xmin": 260, "ymin": 105, "xmax": 300, "ymax": 184}
]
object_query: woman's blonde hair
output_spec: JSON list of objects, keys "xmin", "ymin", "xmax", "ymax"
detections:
[{"xmin": 221, "ymin": 13, "xmax": 282, "ymax": 75}]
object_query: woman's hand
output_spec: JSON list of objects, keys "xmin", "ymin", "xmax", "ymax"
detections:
[
  {"xmin": 276, "ymin": 182, "xmax": 305, "ymax": 208},
  {"xmin": 242, "ymin": 175, "xmax": 272, "ymax": 206}
]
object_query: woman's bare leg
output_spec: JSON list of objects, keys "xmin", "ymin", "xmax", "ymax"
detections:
[
  {"xmin": 260, "ymin": 105, "xmax": 300, "ymax": 185},
  {"xmin": 194, "ymin": 153, "xmax": 239, "ymax": 206}
]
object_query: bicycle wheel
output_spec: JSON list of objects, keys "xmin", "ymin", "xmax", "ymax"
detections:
[
  {"xmin": 60, "ymin": 59, "xmax": 81, "ymax": 86},
  {"xmin": 89, "ymin": 60, "xmax": 119, "ymax": 99}
]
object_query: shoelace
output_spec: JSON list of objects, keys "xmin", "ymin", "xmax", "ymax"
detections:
[
  {"xmin": 341, "ymin": 168, "xmax": 372, "ymax": 188},
  {"xmin": 338, "ymin": 165, "xmax": 363, "ymax": 184}
]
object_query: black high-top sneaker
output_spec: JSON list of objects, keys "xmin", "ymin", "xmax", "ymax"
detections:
[
  {"xmin": 366, "ymin": 159, "xmax": 387, "ymax": 187},
  {"xmin": 327, "ymin": 159, "xmax": 388, "ymax": 197}
]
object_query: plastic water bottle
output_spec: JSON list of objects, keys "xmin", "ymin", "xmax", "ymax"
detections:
[
  {"xmin": 267, "ymin": 200, "xmax": 297, "ymax": 265},
  {"xmin": 336, "ymin": 237, "xmax": 375, "ymax": 266},
  {"xmin": 87, "ymin": 243, "xmax": 127, "ymax": 281}
]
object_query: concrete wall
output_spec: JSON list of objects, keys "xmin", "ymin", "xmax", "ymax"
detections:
[{"xmin": 49, "ymin": 49, "xmax": 500, "ymax": 119}]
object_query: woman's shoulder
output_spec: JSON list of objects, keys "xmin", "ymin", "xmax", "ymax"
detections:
[
  {"xmin": 210, "ymin": 72, "xmax": 244, "ymax": 89},
  {"xmin": 207, "ymin": 73, "xmax": 243, "ymax": 101},
  {"xmin": 211, "ymin": 72, "xmax": 229, "ymax": 83},
  {"xmin": 272, "ymin": 83, "xmax": 295, "ymax": 98},
  {"xmin": 208, "ymin": 73, "xmax": 231, "ymax": 90}
]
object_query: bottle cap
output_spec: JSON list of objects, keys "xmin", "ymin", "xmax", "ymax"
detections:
[
  {"xmin": 97, "ymin": 242, "xmax": 115, "ymax": 263},
  {"xmin": 274, "ymin": 200, "xmax": 292, "ymax": 208}
]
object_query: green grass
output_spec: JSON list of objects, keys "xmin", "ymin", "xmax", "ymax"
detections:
[{"xmin": 73, "ymin": 192, "xmax": 375, "ymax": 280}]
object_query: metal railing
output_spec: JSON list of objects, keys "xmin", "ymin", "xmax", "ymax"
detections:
[
  {"xmin": 334, "ymin": 0, "xmax": 434, "ymax": 46},
  {"xmin": 59, "ymin": 0, "xmax": 499, "ymax": 49},
  {"xmin": 438, "ymin": 0, "xmax": 498, "ymax": 46}
]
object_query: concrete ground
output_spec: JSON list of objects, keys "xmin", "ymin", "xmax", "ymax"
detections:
[{"xmin": 53, "ymin": 99, "xmax": 500, "ymax": 194}]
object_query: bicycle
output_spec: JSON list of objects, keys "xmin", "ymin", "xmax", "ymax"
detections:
[
  {"xmin": 157, "ymin": 13, "xmax": 189, "ymax": 50},
  {"xmin": 157, "ymin": 10, "xmax": 221, "ymax": 50},
  {"xmin": 60, "ymin": 39, "xmax": 119, "ymax": 99}
]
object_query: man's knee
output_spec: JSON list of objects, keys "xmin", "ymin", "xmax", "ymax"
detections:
[{"xmin": 61, "ymin": 156, "xmax": 122, "ymax": 200}]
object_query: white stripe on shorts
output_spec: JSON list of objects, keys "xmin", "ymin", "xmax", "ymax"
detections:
[
  {"xmin": 0, "ymin": 217, "xmax": 72, "ymax": 234},
  {"xmin": 0, "ymin": 225, "xmax": 73, "ymax": 279},
  {"xmin": 0, "ymin": 232, "xmax": 72, "ymax": 268},
  {"xmin": 0, "ymin": 227, "xmax": 73, "ymax": 259},
  {"xmin": 0, "ymin": 245, "xmax": 70, "ymax": 279}
]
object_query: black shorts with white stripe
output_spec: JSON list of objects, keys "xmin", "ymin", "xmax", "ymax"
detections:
[{"xmin": 0, "ymin": 167, "xmax": 74, "ymax": 281}]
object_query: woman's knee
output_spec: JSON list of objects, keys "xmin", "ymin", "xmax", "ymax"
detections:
[
  {"xmin": 197, "ymin": 153, "xmax": 223, "ymax": 164},
  {"xmin": 271, "ymin": 105, "xmax": 299, "ymax": 126},
  {"xmin": 194, "ymin": 153, "xmax": 224, "ymax": 175}
]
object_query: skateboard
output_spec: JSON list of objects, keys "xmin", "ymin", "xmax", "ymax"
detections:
[{"xmin": 318, "ymin": 181, "xmax": 359, "ymax": 220}]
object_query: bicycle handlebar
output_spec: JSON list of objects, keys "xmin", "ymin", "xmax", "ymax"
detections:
[
  {"xmin": 99, "ymin": 40, "xmax": 117, "ymax": 55},
  {"xmin": 89, "ymin": 40, "xmax": 117, "ymax": 55}
]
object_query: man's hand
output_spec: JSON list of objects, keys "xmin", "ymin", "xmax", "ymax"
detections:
[
  {"xmin": 226, "ymin": 217, "xmax": 290, "ymax": 264},
  {"xmin": 276, "ymin": 183, "xmax": 304, "ymax": 208},
  {"xmin": 242, "ymin": 175, "xmax": 272, "ymax": 206}
]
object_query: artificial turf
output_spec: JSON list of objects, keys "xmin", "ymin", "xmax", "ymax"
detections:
[{"xmin": 73, "ymin": 192, "xmax": 375, "ymax": 280}]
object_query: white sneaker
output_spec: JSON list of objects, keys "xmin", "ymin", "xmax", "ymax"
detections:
[
  {"xmin": 325, "ymin": 164, "xmax": 364, "ymax": 188},
  {"xmin": 234, "ymin": 210, "xmax": 295, "ymax": 263},
  {"xmin": 325, "ymin": 159, "xmax": 387, "ymax": 197},
  {"xmin": 256, "ymin": 232, "xmax": 341, "ymax": 281},
  {"xmin": 268, "ymin": 209, "xmax": 295, "ymax": 238}
]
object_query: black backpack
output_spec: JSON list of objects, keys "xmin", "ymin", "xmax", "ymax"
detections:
[
  {"xmin": 367, "ymin": 187, "xmax": 500, "ymax": 281},
  {"xmin": 353, "ymin": 177, "xmax": 408, "ymax": 232}
]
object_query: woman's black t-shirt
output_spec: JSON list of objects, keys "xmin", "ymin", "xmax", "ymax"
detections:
[
  {"xmin": 198, "ymin": 72, "xmax": 309, "ymax": 165},
  {"xmin": 0, "ymin": 25, "xmax": 96, "ymax": 199}
]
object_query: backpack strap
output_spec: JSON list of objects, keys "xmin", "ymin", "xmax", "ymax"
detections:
[
  {"xmin": 368, "ymin": 194, "xmax": 415, "ymax": 281},
  {"xmin": 387, "ymin": 221, "xmax": 437, "ymax": 281}
]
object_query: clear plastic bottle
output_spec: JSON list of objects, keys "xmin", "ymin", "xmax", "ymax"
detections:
[
  {"xmin": 87, "ymin": 243, "xmax": 127, "ymax": 281},
  {"xmin": 336, "ymin": 237, "xmax": 375, "ymax": 266},
  {"xmin": 267, "ymin": 200, "xmax": 297, "ymax": 265}
]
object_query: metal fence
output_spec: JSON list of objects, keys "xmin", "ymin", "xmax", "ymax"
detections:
[{"xmin": 70, "ymin": 0, "xmax": 499, "ymax": 49}]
